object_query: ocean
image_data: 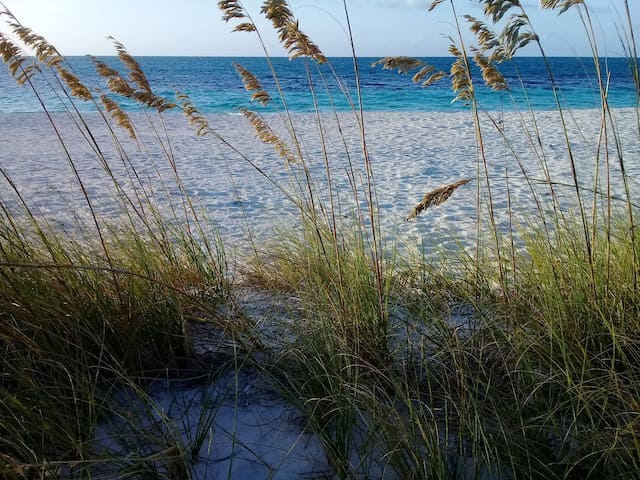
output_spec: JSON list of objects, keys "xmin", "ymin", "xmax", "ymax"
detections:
[{"xmin": 0, "ymin": 56, "xmax": 638, "ymax": 113}]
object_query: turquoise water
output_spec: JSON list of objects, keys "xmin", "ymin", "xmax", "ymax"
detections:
[{"xmin": 0, "ymin": 56, "xmax": 638, "ymax": 113}]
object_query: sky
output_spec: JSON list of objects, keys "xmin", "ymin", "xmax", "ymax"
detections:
[{"xmin": 0, "ymin": 0, "xmax": 638, "ymax": 58}]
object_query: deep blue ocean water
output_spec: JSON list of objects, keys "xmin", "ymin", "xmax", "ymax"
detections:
[{"xmin": 0, "ymin": 56, "xmax": 638, "ymax": 113}]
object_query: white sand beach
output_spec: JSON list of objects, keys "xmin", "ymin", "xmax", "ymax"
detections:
[{"xmin": 2, "ymin": 108, "xmax": 638, "ymax": 259}]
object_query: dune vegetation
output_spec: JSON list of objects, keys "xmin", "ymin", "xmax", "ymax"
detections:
[{"xmin": 0, "ymin": 0, "xmax": 639, "ymax": 478}]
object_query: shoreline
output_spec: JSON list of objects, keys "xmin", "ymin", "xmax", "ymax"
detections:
[{"xmin": 0, "ymin": 105, "xmax": 638, "ymax": 116}]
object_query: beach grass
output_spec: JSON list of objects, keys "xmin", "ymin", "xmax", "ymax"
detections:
[{"xmin": 1, "ymin": 0, "xmax": 640, "ymax": 478}]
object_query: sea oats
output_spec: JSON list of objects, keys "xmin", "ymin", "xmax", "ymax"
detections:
[
  {"xmin": 234, "ymin": 62, "xmax": 271, "ymax": 106},
  {"xmin": 428, "ymin": 0, "xmax": 446, "ymax": 11},
  {"xmin": 218, "ymin": 0, "xmax": 247, "ymax": 21},
  {"xmin": 218, "ymin": 1, "xmax": 257, "ymax": 32},
  {"xmin": 233, "ymin": 22, "xmax": 257, "ymax": 32},
  {"xmin": 58, "ymin": 67, "xmax": 92, "ymax": 101},
  {"xmin": 3, "ymin": 14, "xmax": 95, "ymax": 101},
  {"xmin": 261, "ymin": 0, "xmax": 293, "ymax": 30},
  {"xmin": 481, "ymin": 0, "xmax": 522, "ymax": 23},
  {"xmin": 109, "ymin": 37, "xmax": 152, "ymax": 94},
  {"xmin": 92, "ymin": 57, "xmax": 120, "ymax": 79},
  {"xmin": 108, "ymin": 76, "xmax": 136, "ymax": 98},
  {"xmin": 95, "ymin": 43, "xmax": 176, "ymax": 112},
  {"xmin": 0, "ymin": 33, "xmax": 33, "ymax": 84},
  {"xmin": 92, "ymin": 57, "xmax": 137, "ymax": 98},
  {"xmin": 282, "ymin": 21, "xmax": 326, "ymax": 63},
  {"xmin": 491, "ymin": 14, "xmax": 537, "ymax": 61},
  {"xmin": 133, "ymin": 91, "xmax": 176, "ymax": 113},
  {"xmin": 540, "ymin": 0, "xmax": 583, "ymax": 14},
  {"xmin": 373, "ymin": 57, "xmax": 446, "ymax": 88},
  {"xmin": 412, "ymin": 65, "xmax": 447, "ymax": 88},
  {"xmin": 100, "ymin": 94, "xmax": 136, "ymax": 139},
  {"xmin": 420, "ymin": 71, "xmax": 447, "ymax": 88},
  {"xmin": 260, "ymin": 0, "xmax": 326, "ymax": 63},
  {"xmin": 406, "ymin": 179, "xmax": 472, "ymax": 221},
  {"xmin": 176, "ymin": 91, "xmax": 214, "ymax": 137},
  {"xmin": 473, "ymin": 52, "xmax": 507, "ymax": 91},
  {"xmin": 449, "ymin": 45, "xmax": 472, "ymax": 102},
  {"xmin": 465, "ymin": 15, "xmax": 499, "ymax": 52},
  {"xmin": 372, "ymin": 56, "xmax": 423, "ymax": 74},
  {"xmin": 240, "ymin": 108, "xmax": 296, "ymax": 164},
  {"xmin": 8, "ymin": 24, "xmax": 61, "ymax": 67},
  {"xmin": 0, "ymin": 32, "xmax": 20, "ymax": 63},
  {"xmin": 1, "ymin": 7, "xmax": 62, "ymax": 67},
  {"xmin": 412, "ymin": 65, "xmax": 434, "ymax": 83}
]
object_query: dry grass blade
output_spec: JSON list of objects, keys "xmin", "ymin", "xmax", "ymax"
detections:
[
  {"xmin": 234, "ymin": 62, "xmax": 271, "ymax": 106},
  {"xmin": 405, "ymin": 178, "xmax": 472, "ymax": 221}
]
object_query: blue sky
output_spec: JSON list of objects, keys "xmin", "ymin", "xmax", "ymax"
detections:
[{"xmin": 1, "ymin": 0, "xmax": 638, "ymax": 57}]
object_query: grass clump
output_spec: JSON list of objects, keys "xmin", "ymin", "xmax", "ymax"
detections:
[
  {"xmin": 0, "ymin": 9, "xmax": 236, "ymax": 475},
  {"xmin": 0, "ymin": 226, "xmax": 230, "ymax": 477}
]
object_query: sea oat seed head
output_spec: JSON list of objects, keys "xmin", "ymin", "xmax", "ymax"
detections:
[
  {"xmin": 372, "ymin": 56, "xmax": 424, "ymax": 74},
  {"xmin": 100, "ymin": 94, "xmax": 136, "ymax": 138},
  {"xmin": 540, "ymin": 0, "xmax": 583, "ymax": 14},
  {"xmin": 406, "ymin": 179, "xmax": 472, "ymax": 221},
  {"xmin": 58, "ymin": 67, "xmax": 92, "ymax": 101},
  {"xmin": 234, "ymin": 62, "xmax": 272, "ymax": 105},
  {"xmin": 240, "ymin": 108, "xmax": 296, "ymax": 164}
]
